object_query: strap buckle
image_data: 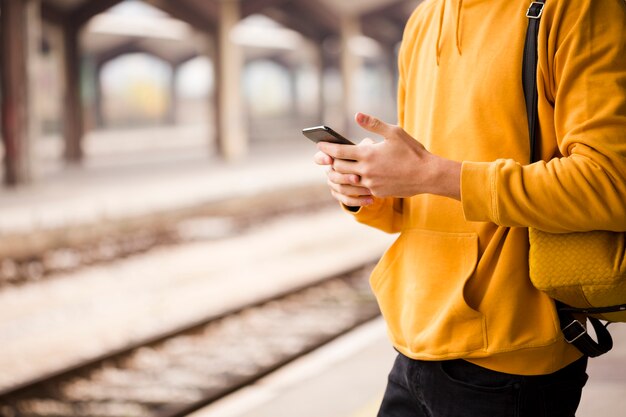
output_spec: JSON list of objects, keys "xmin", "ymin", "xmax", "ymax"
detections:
[
  {"xmin": 563, "ymin": 320, "xmax": 587, "ymax": 344},
  {"xmin": 526, "ymin": 2, "xmax": 545, "ymax": 19}
]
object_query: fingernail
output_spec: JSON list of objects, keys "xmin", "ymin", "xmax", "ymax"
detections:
[{"xmin": 356, "ymin": 113, "xmax": 367, "ymax": 124}]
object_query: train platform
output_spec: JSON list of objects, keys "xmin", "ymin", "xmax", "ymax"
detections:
[
  {"xmin": 0, "ymin": 131, "xmax": 404, "ymax": 391},
  {"xmin": 188, "ymin": 318, "xmax": 395, "ymax": 417},
  {"xmin": 0, "ymin": 129, "xmax": 320, "ymax": 235},
  {"xmin": 189, "ymin": 318, "xmax": 626, "ymax": 417},
  {"xmin": 0, "ymin": 204, "xmax": 396, "ymax": 390}
]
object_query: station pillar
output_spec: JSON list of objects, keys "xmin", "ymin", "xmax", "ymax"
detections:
[
  {"xmin": 165, "ymin": 63, "xmax": 179, "ymax": 125},
  {"xmin": 311, "ymin": 42, "xmax": 329, "ymax": 125},
  {"xmin": 62, "ymin": 24, "xmax": 84, "ymax": 163},
  {"xmin": 93, "ymin": 63, "xmax": 105, "ymax": 129},
  {"xmin": 214, "ymin": 0, "xmax": 247, "ymax": 161},
  {"xmin": 26, "ymin": 0, "xmax": 43, "ymax": 180},
  {"xmin": 340, "ymin": 16, "xmax": 362, "ymax": 135},
  {"xmin": 1, "ymin": 0, "xmax": 37, "ymax": 186}
]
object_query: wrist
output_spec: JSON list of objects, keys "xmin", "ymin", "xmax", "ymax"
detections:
[{"xmin": 431, "ymin": 157, "xmax": 462, "ymax": 201}]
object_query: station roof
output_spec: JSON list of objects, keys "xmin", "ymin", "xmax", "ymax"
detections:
[
  {"xmin": 41, "ymin": 0, "xmax": 416, "ymax": 43},
  {"xmin": 40, "ymin": 0, "xmax": 415, "ymax": 68}
]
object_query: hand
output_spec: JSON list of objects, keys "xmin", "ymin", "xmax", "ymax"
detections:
[
  {"xmin": 314, "ymin": 139, "xmax": 375, "ymax": 207},
  {"xmin": 317, "ymin": 113, "xmax": 461, "ymax": 200}
]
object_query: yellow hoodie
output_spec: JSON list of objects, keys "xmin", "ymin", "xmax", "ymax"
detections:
[{"xmin": 351, "ymin": 0, "xmax": 626, "ymax": 375}]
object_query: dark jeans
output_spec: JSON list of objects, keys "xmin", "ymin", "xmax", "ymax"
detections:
[{"xmin": 377, "ymin": 353, "xmax": 588, "ymax": 417}]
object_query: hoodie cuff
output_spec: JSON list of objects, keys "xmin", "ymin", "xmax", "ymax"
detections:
[
  {"xmin": 341, "ymin": 197, "xmax": 386, "ymax": 219},
  {"xmin": 341, "ymin": 204, "xmax": 361, "ymax": 213},
  {"xmin": 461, "ymin": 161, "xmax": 497, "ymax": 223}
]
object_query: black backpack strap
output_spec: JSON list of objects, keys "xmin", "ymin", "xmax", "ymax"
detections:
[
  {"xmin": 522, "ymin": 1, "xmax": 544, "ymax": 164},
  {"xmin": 557, "ymin": 303, "xmax": 614, "ymax": 358},
  {"xmin": 559, "ymin": 303, "xmax": 626, "ymax": 315},
  {"xmin": 522, "ymin": 0, "xmax": 614, "ymax": 357}
]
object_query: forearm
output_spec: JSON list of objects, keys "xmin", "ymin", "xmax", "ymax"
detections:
[{"xmin": 461, "ymin": 152, "xmax": 626, "ymax": 232}]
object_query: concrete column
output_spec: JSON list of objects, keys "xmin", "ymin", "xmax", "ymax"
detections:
[
  {"xmin": 340, "ymin": 16, "xmax": 362, "ymax": 135},
  {"xmin": 214, "ymin": 0, "xmax": 247, "ymax": 161},
  {"xmin": 94, "ymin": 63, "xmax": 105, "ymax": 129},
  {"xmin": 80, "ymin": 53, "xmax": 98, "ymax": 132},
  {"xmin": 197, "ymin": 36, "xmax": 218, "ymax": 153},
  {"xmin": 1, "ymin": 0, "xmax": 30, "ymax": 185},
  {"xmin": 62, "ymin": 24, "xmax": 84, "ymax": 162},
  {"xmin": 311, "ymin": 43, "xmax": 327, "ymax": 123},
  {"xmin": 288, "ymin": 65, "xmax": 299, "ymax": 119},
  {"xmin": 165, "ymin": 63, "xmax": 179, "ymax": 125},
  {"xmin": 385, "ymin": 44, "xmax": 400, "ymax": 122},
  {"xmin": 25, "ymin": 0, "xmax": 43, "ymax": 181}
]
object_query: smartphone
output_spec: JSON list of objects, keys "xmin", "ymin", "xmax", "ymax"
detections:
[{"xmin": 302, "ymin": 125, "xmax": 355, "ymax": 145}]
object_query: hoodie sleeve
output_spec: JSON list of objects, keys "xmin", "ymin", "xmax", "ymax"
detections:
[
  {"xmin": 461, "ymin": 0, "xmax": 626, "ymax": 233},
  {"xmin": 342, "ymin": 198, "xmax": 403, "ymax": 234}
]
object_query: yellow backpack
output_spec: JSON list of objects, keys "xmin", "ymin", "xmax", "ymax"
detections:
[{"xmin": 523, "ymin": 0, "xmax": 626, "ymax": 357}]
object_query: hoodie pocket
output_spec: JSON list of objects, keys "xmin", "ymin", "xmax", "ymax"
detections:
[{"xmin": 370, "ymin": 229, "xmax": 486, "ymax": 357}]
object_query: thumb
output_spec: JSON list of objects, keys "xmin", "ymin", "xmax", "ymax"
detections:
[{"xmin": 355, "ymin": 112, "xmax": 395, "ymax": 138}]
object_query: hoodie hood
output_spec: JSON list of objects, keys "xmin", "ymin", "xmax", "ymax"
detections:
[{"xmin": 436, "ymin": 0, "xmax": 464, "ymax": 65}]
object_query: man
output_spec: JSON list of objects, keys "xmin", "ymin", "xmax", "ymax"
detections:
[{"xmin": 314, "ymin": 0, "xmax": 626, "ymax": 416}]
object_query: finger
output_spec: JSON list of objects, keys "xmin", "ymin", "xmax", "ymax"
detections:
[
  {"xmin": 313, "ymin": 150, "xmax": 333, "ymax": 166},
  {"xmin": 317, "ymin": 142, "xmax": 360, "ymax": 162},
  {"xmin": 331, "ymin": 158, "xmax": 360, "ymax": 175},
  {"xmin": 327, "ymin": 169, "xmax": 360, "ymax": 186},
  {"xmin": 330, "ymin": 189, "xmax": 374, "ymax": 207},
  {"xmin": 327, "ymin": 178, "xmax": 372, "ymax": 197},
  {"xmin": 359, "ymin": 137, "xmax": 375, "ymax": 146},
  {"xmin": 355, "ymin": 112, "xmax": 396, "ymax": 138}
]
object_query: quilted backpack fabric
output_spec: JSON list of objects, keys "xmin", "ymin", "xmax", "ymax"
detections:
[{"xmin": 529, "ymin": 229, "xmax": 626, "ymax": 322}]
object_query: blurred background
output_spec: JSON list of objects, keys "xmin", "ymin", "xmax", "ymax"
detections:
[
  {"xmin": 0, "ymin": 0, "xmax": 411, "ymax": 183},
  {"xmin": 0, "ymin": 1, "xmax": 415, "ymax": 416},
  {"xmin": 0, "ymin": 1, "xmax": 624, "ymax": 417}
]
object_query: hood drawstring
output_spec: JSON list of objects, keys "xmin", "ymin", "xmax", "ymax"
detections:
[
  {"xmin": 456, "ymin": 0, "xmax": 463, "ymax": 55},
  {"xmin": 435, "ymin": 0, "xmax": 446, "ymax": 65},
  {"xmin": 435, "ymin": 0, "xmax": 464, "ymax": 66}
]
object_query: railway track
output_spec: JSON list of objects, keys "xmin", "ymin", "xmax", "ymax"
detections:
[
  {"xmin": 0, "ymin": 263, "xmax": 380, "ymax": 417},
  {"xmin": 0, "ymin": 184, "xmax": 334, "ymax": 287}
]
